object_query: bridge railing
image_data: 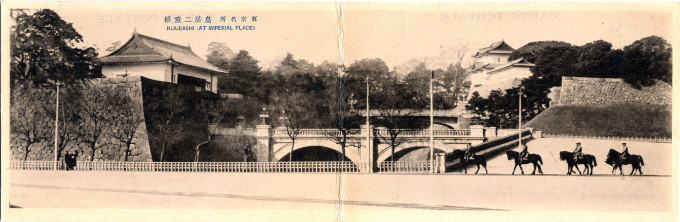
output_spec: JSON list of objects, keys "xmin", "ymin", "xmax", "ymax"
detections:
[
  {"xmin": 271, "ymin": 128, "xmax": 472, "ymax": 138},
  {"xmin": 272, "ymin": 129, "xmax": 362, "ymax": 137},
  {"xmin": 10, "ymin": 161, "xmax": 368, "ymax": 173},
  {"xmin": 377, "ymin": 161, "xmax": 432, "ymax": 173},
  {"xmin": 376, "ymin": 129, "xmax": 471, "ymax": 137}
]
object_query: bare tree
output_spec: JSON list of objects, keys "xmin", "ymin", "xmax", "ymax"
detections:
[
  {"xmin": 108, "ymin": 86, "xmax": 144, "ymax": 162},
  {"xmin": 374, "ymin": 78, "xmax": 422, "ymax": 161},
  {"xmin": 275, "ymin": 90, "xmax": 314, "ymax": 161},
  {"xmin": 148, "ymin": 89, "xmax": 186, "ymax": 162},
  {"xmin": 234, "ymin": 133, "xmax": 256, "ymax": 162},
  {"xmin": 10, "ymin": 85, "xmax": 52, "ymax": 161},
  {"xmin": 193, "ymin": 98, "xmax": 224, "ymax": 162},
  {"xmin": 53, "ymin": 86, "xmax": 82, "ymax": 161},
  {"xmin": 324, "ymin": 73, "xmax": 363, "ymax": 162},
  {"xmin": 78, "ymin": 85, "xmax": 113, "ymax": 161}
]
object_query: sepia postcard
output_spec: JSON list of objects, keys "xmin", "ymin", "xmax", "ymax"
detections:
[{"xmin": 1, "ymin": 1, "xmax": 678, "ymax": 222}]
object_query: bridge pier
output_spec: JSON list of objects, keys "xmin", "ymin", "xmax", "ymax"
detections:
[
  {"xmin": 359, "ymin": 124, "xmax": 376, "ymax": 173},
  {"xmin": 255, "ymin": 125, "xmax": 272, "ymax": 162}
]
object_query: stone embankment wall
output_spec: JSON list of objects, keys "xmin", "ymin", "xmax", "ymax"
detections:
[
  {"xmin": 553, "ymin": 76, "xmax": 671, "ymax": 105},
  {"xmin": 10, "ymin": 77, "xmax": 152, "ymax": 162}
]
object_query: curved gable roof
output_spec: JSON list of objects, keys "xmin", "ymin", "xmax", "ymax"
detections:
[{"xmin": 98, "ymin": 32, "xmax": 228, "ymax": 74}]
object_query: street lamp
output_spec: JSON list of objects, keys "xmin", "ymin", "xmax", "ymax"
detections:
[
  {"xmin": 518, "ymin": 86, "xmax": 524, "ymax": 146},
  {"xmin": 43, "ymin": 80, "xmax": 63, "ymax": 170}
]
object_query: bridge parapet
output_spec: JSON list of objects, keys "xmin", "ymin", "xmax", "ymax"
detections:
[
  {"xmin": 271, "ymin": 129, "xmax": 362, "ymax": 138},
  {"xmin": 375, "ymin": 129, "xmax": 471, "ymax": 137},
  {"xmin": 271, "ymin": 128, "xmax": 473, "ymax": 138}
]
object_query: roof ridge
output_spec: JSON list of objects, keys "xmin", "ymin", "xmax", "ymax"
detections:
[{"xmin": 136, "ymin": 33, "xmax": 193, "ymax": 50}]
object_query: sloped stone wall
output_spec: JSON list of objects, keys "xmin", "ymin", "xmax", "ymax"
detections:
[
  {"xmin": 555, "ymin": 76, "xmax": 671, "ymax": 105},
  {"xmin": 10, "ymin": 77, "xmax": 153, "ymax": 162}
]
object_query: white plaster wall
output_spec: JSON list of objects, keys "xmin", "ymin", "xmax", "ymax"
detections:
[
  {"xmin": 174, "ymin": 65, "xmax": 219, "ymax": 93},
  {"xmin": 102, "ymin": 63, "xmax": 171, "ymax": 82}
]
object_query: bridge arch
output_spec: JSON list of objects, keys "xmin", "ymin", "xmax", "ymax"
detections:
[
  {"xmin": 272, "ymin": 139, "xmax": 360, "ymax": 164},
  {"xmin": 376, "ymin": 141, "xmax": 454, "ymax": 163}
]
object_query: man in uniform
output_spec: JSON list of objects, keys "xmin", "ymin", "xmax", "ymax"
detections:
[
  {"xmin": 519, "ymin": 142, "xmax": 529, "ymax": 162},
  {"xmin": 464, "ymin": 144, "xmax": 474, "ymax": 162},
  {"xmin": 573, "ymin": 142, "xmax": 583, "ymax": 162},
  {"xmin": 620, "ymin": 143, "xmax": 630, "ymax": 162}
]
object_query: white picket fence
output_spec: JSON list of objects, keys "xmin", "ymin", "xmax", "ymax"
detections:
[
  {"xmin": 10, "ymin": 161, "xmax": 438, "ymax": 173},
  {"xmin": 542, "ymin": 134, "xmax": 671, "ymax": 144},
  {"xmin": 377, "ymin": 161, "xmax": 432, "ymax": 173},
  {"xmin": 10, "ymin": 161, "xmax": 369, "ymax": 173}
]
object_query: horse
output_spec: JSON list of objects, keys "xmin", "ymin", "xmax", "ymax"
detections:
[
  {"xmin": 559, "ymin": 151, "xmax": 597, "ymax": 175},
  {"xmin": 450, "ymin": 149, "xmax": 488, "ymax": 174},
  {"xmin": 505, "ymin": 151, "xmax": 543, "ymax": 175},
  {"xmin": 605, "ymin": 149, "xmax": 644, "ymax": 176}
]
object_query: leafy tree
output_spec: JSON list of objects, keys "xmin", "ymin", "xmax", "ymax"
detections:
[
  {"xmin": 622, "ymin": 36, "xmax": 672, "ymax": 87},
  {"xmin": 508, "ymin": 41, "xmax": 572, "ymax": 63},
  {"xmin": 205, "ymin": 42, "xmax": 235, "ymax": 70},
  {"xmin": 573, "ymin": 40, "xmax": 624, "ymax": 78},
  {"xmin": 221, "ymin": 50, "xmax": 262, "ymax": 95},
  {"xmin": 10, "ymin": 9, "xmax": 100, "ymax": 85}
]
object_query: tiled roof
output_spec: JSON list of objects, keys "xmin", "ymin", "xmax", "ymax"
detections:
[
  {"xmin": 487, "ymin": 58, "xmax": 534, "ymax": 74},
  {"xmin": 98, "ymin": 32, "xmax": 227, "ymax": 74},
  {"xmin": 473, "ymin": 40, "xmax": 515, "ymax": 58}
]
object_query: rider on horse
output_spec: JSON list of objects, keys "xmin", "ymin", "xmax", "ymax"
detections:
[
  {"xmin": 519, "ymin": 142, "xmax": 529, "ymax": 161},
  {"xmin": 620, "ymin": 143, "xmax": 630, "ymax": 162},
  {"xmin": 573, "ymin": 142, "xmax": 583, "ymax": 162},
  {"xmin": 464, "ymin": 144, "xmax": 474, "ymax": 162}
]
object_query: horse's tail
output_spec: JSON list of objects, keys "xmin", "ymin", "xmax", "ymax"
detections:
[
  {"xmin": 593, "ymin": 156, "xmax": 597, "ymax": 167},
  {"xmin": 538, "ymin": 155, "xmax": 543, "ymax": 165},
  {"xmin": 640, "ymin": 156, "xmax": 644, "ymax": 166}
]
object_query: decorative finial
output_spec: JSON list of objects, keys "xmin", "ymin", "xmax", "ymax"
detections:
[
  {"xmin": 133, "ymin": 27, "xmax": 137, "ymax": 35},
  {"xmin": 187, "ymin": 42, "xmax": 191, "ymax": 49}
]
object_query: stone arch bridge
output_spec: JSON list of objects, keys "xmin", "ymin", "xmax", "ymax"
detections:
[{"xmin": 252, "ymin": 125, "xmax": 486, "ymax": 171}]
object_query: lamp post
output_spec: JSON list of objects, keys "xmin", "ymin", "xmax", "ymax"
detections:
[
  {"xmin": 365, "ymin": 76, "xmax": 371, "ymax": 171},
  {"xmin": 429, "ymin": 71, "xmax": 434, "ymax": 174},
  {"xmin": 518, "ymin": 86, "xmax": 524, "ymax": 146},
  {"xmin": 49, "ymin": 80, "xmax": 63, "ymax": 170}
]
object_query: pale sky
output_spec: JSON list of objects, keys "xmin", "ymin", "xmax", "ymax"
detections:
[{"xmin": 49, "ymin": 3, "xmax": 671, "ymax": 70}]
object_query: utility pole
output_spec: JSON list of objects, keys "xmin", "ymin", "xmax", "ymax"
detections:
[
  {"xmin": 518, "ymin": 86, "xmax": 523, "ymax": 147},
  {"xmin": 366, "ymin": 75, "xmax": 371, "ymax": 172},
  {"xmin": 429, "ymin": 71, "xmax": 434, "ymax": 173},
  {"xmin": 53, "ymin": 81, "xmax": 61, "ymax": 170}
]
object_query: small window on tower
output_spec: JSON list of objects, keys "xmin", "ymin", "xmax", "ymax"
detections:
[
  {"xmin": 206, "ymin": 82, "xmax": 212, "ymax": 91},
  {"xmin": 496, "ymin": 58, "xmax": 500, "ymax": 63}
]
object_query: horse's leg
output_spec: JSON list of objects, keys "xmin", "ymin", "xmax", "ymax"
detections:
[
  {"xmin": 531, "ymin": 163, "xmax": 536, "ymax": 175},
  {"xmin": 638, "ymin": 165, "xmax": 643, "ymax": 175},
  {"xmin": 574, "ymin": 164, "xmax": 582, "ymax": 175},
  {"xmin": 519, "ymin": 164, "xmax": 525, "ymax": 175},
  {"xmin": 475, "ymin": 164, "xmax": 480, "ymax": 174},
  {"xmin": 629, "ymin": 165, "xmax": 635, "ymax": 176},
  {"xmin": 512, "ymin": 164, "xmax": 517, "ymax": 175},
  {"xmin": 567, "ymin": 164, "xmax": 572, "ymax": 175}
]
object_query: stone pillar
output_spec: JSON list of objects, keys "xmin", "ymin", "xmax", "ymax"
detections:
[
  {"xmin": 436, "ymin": 153, "xmax": 446, "ymax": 173},
  {"xmin": 488, "ymin": 127, "xmax": 497, "ymax": 138},
  {"xmin": 470, "ymin": 125, "xmax": 484, "ymax": 138},
  {"xmin": 255, "ymin": 125, "xmax": 272, "ymax": 162},
  {"xmin": 360, "ymin": 124, "xmax": 375, "ymax": 173}
]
